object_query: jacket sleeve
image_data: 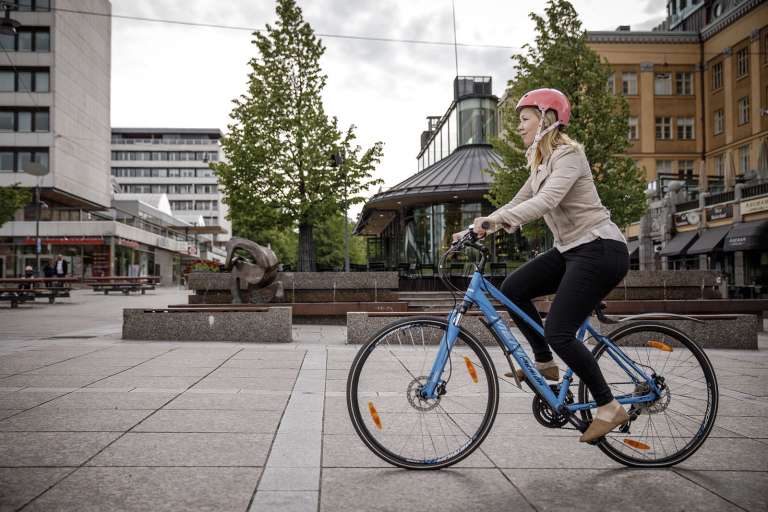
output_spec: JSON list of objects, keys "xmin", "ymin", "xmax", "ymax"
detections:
[
  {"xmin": 484, "ymin": 175, "xmax": 534, "ymax": 233},
  {"xmin": 487, "ymin": 148, "xmax": 583, "ymax": 230}
]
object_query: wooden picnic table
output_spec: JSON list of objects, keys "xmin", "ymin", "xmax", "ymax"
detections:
[
  {"xmin": 84, "ymin": 276, "xmax": 160, "ymax": 284},
  {"xmin": 84, "ymin": 277, "xmax": 158, "ymax": 295},
  {"xmin": 0, "ymin": 277, "xmax": 80, "ymax": 284}
]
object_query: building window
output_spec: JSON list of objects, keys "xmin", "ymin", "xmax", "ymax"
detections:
[
  {"xmin": 713, "ymin": 109, "xmax": 724, "ymax": 135},
  {"xmin": 676, "ymin": 117, "xmax": 694, "ymax": 140},
  {"xmin": 622, "ymin": 72, "xmax": 637, "ymax": 95},
  {"xmin": 655, "ymin": 117, "xmax": 672, "ymax": 140},
  {"xmin": 737, "ymin": 96, "xmax": 749, "ymax": 125},
  {"xmin": 628, "ymin": 117, "xmax": 639, "ymax": 140},
  {"xmin": 712, "ymin": 62, "xmax": 722, "ymax": 90},
  {"xmin": 0, "ymin": 29, "xmax": 50, "ymax": 52},
  {"xmin": 0, "ymin": 109, "xmax": 49, "ymax": 132},
  {"xmin": 0, "ymin": 148, "xmax": 48, "ymax": 173},
  {"xmin": 11, "ymin": 0, "xmax": 50, "ymax": 11},
  {"xmin": 654, "ymin": 73, "xmax": 672, "ymax": 95},
  {"xmin": 0, "ymin": 68, "xmax": 48, "ymax": 94},
  {"xmin": 606, "ymin": 73, "xmax": 615, "ymax": 93},
  {"xmin": 656, "ymin": 160, "xmax": 673, "ymax": 174},
  {"xmin": 170, "ymin": 201, "xmax": 193, "ymax": 211},
  {"xmin": 714, "ymin": 154, "xmax": 724, "ymax": 176},
  {"xmin": 676, "ymin": 72, "xmax": 693, "ymax": 95},
  {"xmin": 678, "ymin": 160, "xmax": 694, "ymax": 181},
  {"xmin": 735, "ymin": 47, "xmax": 748, "ymax": 78},
  {"xmin": 738, "ymin": 144, "xmax": 750, "ymax": 174}
]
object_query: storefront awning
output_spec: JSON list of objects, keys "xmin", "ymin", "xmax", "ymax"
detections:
[
  {"xmin": 660, "ymin": 230, "xmax": 699, "ymax": 257},
  {"xmin": 687, "ymin": 225, "xmax": 732, "ymax": 255},
  {"xmin": 355, "ymin": 210, "xmax": 396, "ymax": 236},
  {"xmin": 626, "ymin": 239, "xmax": 639, "ymax": 256},
  {"xmin": 723, "ymin": 220, "xmax": 768, "ymax": 252}
]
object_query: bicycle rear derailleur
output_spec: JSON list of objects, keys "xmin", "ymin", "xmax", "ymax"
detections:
[{"xmin": 532, "ymin": 384, "xmax": 573, "ymax": 428}]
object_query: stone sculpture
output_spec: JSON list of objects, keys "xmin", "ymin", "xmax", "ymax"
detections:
[{"xmin": 223, "ymin": 238, "xmax": 284, "ymax": 304}]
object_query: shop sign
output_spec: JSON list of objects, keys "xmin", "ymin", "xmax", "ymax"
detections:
[
  {"xmin": 706, "ymin": 204, "xmax": 732, "ymax": 222},
  {"xmin": 186, "ymin": 244, "xmax": 198, "ymax": 256},
  {"xmin": 117, "ymin": 238, "xmax": 140, "ymax": 249},
  {"xmin": 674, "ymin": 211, "xmax": 700, "ymax": 227},
  {"xmin": 741, "ymin": 196, "xmax": 768, "ymax": 215},
  {"xmin": 22, "ymin": 238, "xmax": 104, "ymax": 246}
]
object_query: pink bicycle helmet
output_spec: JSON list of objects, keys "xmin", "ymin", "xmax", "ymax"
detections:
[{"xmin": 515, "ymin": 88, "xmax": 571, "ymax": 126}]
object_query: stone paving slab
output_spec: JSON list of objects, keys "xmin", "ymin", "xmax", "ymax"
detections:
[
  {"xmin": 87, "ymin": 432, "xmax": 273, "ymax": 467},
  {"xmin": 0, "ymin": 467, "xmax": 73, "ymax": 511},
  {"xmin": 320, "ymin": 468, "xmax": 535, "ymax": 512},
  {"xmin": 22, "ymin": 467, "xmax": 260, "ymax": 512},
  {"xmin": 0, "ymin": 431, "xmax": 122, "ymax": 466},
  {"xmin": 502, "ymin": 468, "xmax": 738, "ymax": 511}
]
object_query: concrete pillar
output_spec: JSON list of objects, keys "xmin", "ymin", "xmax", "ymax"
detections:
[
  {"xmin": 734, "ymin": 251, "xmax": 745, "ymax": 286},
  {"xmin": 699, "ymin": 254, "xmax": 708, "ymax": 270},
  {"xmin": 639, "ymin": 63, "xmax": 656, "ymax": 160},
  {"xmin": 722, "ymin": 47, "xmax": 734, "ymax": 145},
  {"xmin": 750, "ymin": 31, "xmax": 762, "ymax": 137}
]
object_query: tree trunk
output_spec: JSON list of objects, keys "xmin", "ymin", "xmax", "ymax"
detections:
[{"xmin": 298, "ymin": 221, "xmax": 316, "ymax": 272}]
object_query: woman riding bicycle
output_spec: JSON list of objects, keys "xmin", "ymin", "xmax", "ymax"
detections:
[{"xmin": 455, "ymin": 88, "xmax": 630, "ymax": 443}]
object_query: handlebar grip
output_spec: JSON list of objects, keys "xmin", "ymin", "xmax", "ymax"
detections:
[{"xmin": 480, "ymin": 221, "xmax": 491, "ymax": 230}]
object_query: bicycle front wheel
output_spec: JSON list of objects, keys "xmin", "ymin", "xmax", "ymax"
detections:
[
  {"xmin": 347, "ymin": 317, "xmax": 499, "ymax": 469},
  {"xmin": 578, "ymin": 322, "xmax": 718, "ymax": 467}
]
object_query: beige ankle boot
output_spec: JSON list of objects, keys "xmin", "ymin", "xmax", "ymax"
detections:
[
  {"xmin": 579, "ymin": 401, "xmax": 630, "ymax": 443},
  {"xmin": 504, "ymin": 361, "xmax": 559, "ymax": 382}
]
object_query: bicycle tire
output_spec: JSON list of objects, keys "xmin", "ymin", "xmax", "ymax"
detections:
[
  {"xmin": 578, "ymin": 322, "xmax": 718, "ymax": 467},
  {"xmin": 347, "ymin": 317, "xmax": 499, "ymax": 470}
]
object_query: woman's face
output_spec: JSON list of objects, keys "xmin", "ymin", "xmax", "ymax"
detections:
[{"xmin": 517, "ymin": 108, "xmax": 540, "ymax": 147}]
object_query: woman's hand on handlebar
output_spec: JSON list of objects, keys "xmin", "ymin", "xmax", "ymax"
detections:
[
  {"xmin": 472, "ymin": 217, "xmax": 493, "ymax": 239},
  {"xmin": 451, "ymin": 229, "xmax": 470, "ymax": 243}
]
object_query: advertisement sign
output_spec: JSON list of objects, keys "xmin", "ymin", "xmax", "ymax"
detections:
[
  {"xmin": 706, "ymin": 204, "xmax": 733, "ymax": 222},
  {"xmin": 674, "ymin": 211, "xmax": 700, "ymax": 227},
  {"xmin": 741, "ymin": 196, "xmax": 768, "ymax": 215},
  {"xmin": 117, "ymin": 238, "xmax": 140, "ymax": 249}
]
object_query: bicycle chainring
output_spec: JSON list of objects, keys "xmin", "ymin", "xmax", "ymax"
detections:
[{"xmin": 532, "ymin": 384, "xmax": 573, "ymax": 428}]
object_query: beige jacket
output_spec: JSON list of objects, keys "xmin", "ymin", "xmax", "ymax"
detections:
[{"xmin": 487, "ymin": 144, "xmax": 613, "ymax": 246}]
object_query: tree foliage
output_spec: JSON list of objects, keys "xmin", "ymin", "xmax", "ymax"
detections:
[
  {"xmin": 488, "ymin": 0, "xmax": 647, "ymax": 243},
  {"xmin": 0, "ymin": 185, "xmax": 31, "ymax": 228},
  {"xmin": 213, "ymin": 0, "xmax": 382, "ymax": 271}
]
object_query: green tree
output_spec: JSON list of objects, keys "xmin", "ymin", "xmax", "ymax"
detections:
[
  {"xmin": 0, "ymin": 185, "xmax": 31, "ymax": 228},
  {"xmin": 315, "ymin": 213, "xmax": 367, "ymax": 269},
  {"xmin": 213, "ymin": 0, "xmax": 382, "ymax": 271},
  {"xmin": 488, "ymin": 0, "xmax": 647, "ymax": 245}
]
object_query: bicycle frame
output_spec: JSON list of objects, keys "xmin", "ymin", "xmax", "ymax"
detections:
[{"xmin": 423, "ymin": 271, "xmax": 662, "ymax": 418}]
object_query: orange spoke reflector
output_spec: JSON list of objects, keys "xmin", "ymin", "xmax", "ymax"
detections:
[
  {"xmin": 368, "ymin": 401, "xmax": 383, "ymax": 430},
  {"xmin": 647, "ymin": 340, "xmax": 673, "ymax": 352},
  {"xmin": 464, "ymin": 356, "xmax": 479, "ymax": 383},
  {"xmin": 623, "ymin": 439, "xmax": 651, "ymax": 450}
]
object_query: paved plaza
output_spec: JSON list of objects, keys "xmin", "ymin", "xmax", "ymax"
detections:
[{"xmin": 0, "ymin": 288, "xmax": 766, "ymax": 511}]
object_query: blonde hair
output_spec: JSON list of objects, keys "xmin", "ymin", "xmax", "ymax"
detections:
[{"xmin": 520, "ymin": 107, "xmax": 579, "ymax": 171}]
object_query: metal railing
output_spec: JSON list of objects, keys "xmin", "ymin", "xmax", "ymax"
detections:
[
  {"xmin": 742, "ymin": 182, "xmax": 768, "ymax": 199},
  {"xmin": 675, "ymin": 199, "xmax": 699, "ymax": 212},
  {"xmin": 111, "ymin": 138, "xmax": 218, "ymax": 146},
  {"xmin": 705, "ymin": 190, "xmax": 734, "ymax": 206}
]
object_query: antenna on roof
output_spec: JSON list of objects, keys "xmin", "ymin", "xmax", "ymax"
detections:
[{"xmin": 452, "ymin": 0, "xmax": 459, "ymax": 78}]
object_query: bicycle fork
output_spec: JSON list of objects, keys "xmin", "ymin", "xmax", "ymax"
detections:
[{"xmin": 421, "ymin": 308, "xmax": 464, "ymax": 400}]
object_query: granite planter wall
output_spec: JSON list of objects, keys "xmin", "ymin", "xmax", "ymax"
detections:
[{"xmin": 123, "ymin": 306, "xmax": 293, "ymax": 343}]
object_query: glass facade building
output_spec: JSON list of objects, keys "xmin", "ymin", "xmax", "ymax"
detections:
[{"xmin": 356, "ymin": 77, "xmax": 519, "ymax": 268}]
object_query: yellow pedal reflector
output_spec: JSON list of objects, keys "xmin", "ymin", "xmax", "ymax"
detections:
[
  {"xmin": 464, "ymin": 356, "xmax": 479, "ymax": 383},
  {"xmin": 647, "ymin": 340, "xmax": 673, "ymax": 352},
  {"xmin": 623, "ymin": 439, "xmax": 651, "ymax": 450},
  {"xmin": 367, "ymin": 401, "xmax": 383, "ymax": 430}
]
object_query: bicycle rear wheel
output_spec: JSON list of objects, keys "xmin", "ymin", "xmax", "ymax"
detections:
[
  {"xmin": 347, "ymin": 317, "xmax": 498, "ymax": 469},
  {"xmin": 578, "ymin": 322, "xmax": 718, "ymax": 467}
]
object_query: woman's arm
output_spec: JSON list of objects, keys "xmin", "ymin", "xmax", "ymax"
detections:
[{"xmin": 487, "ymin": 148, "xmax": 583, "ymax": 231}]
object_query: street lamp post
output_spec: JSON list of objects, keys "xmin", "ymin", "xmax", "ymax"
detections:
[
  {"xmin": 331, "ymin": 152, "xmax": 350, "ymax": 272},
  {"xmin": 23, "ymin": 161, "xmax": 49, "ymax": 274}
]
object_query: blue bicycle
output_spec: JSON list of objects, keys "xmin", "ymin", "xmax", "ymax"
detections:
[{"xmin": 347, "ymin": 229, "xmax": 718, "ymax": 468}]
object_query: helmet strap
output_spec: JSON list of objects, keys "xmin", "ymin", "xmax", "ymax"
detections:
[{"xmin": 525, "ymin": 108, "xmax": 561, "ymax": 168}]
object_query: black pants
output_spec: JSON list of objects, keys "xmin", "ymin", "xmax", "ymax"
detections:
[{"xmin": 500, "ymin": 238, "xmax": 629, "ymax": 406}]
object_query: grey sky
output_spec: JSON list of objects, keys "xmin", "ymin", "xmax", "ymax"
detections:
[{"xmin": 110, "ymin": 0, "xmax": 667, "ymax": 216}]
